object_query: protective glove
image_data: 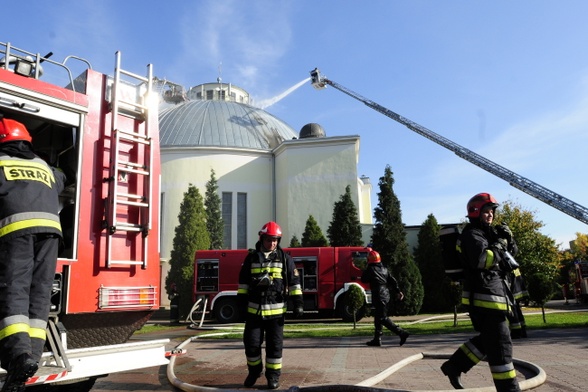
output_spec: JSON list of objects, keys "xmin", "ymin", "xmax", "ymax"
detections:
[
  {"xmin": 496, "ymin": 223, "xmax": 513, "ymax": 242},
  {"xmin": 493, "ymin": 238, "xmax": 508, "ymax": 252},
  {"xmin": 293, "ymin": 306, "xmax": 304, "ymax": 318}
]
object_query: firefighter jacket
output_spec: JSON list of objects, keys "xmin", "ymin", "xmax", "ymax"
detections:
[
  {"xmin": 361, "ymin": 262, "xmax": 400, "ymax": 306},
  {"xmin": 237, "ymin": 243, "xmax": 303, "ymax": 319},
  {"xmin": 458, "ymin": 222, "xmax": 516, "ymax": 314},
  {"xmin": 0, "ymin": 151, "xmax": 65, "ymax": 240}
]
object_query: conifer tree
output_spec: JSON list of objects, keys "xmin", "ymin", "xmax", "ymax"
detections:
[
  {"xmin": 327, "ymin": 185, "xmax": 363, "ymax": 247},
  {"xmin": 166, "ymin": 184, "xmax": 210, "ymax": 318},
  {"xmin": 370, "ymin": 165, "xmax": 423, "ymax": 315},
  {"xmin": 414, "ymin": 214, "xmax": 448, "ymax": 312},
  {"xmin": 301, "ymin": 215, "xmax": 329, "ymax": 247},
  {"xmin": 289, "ymin": 235, "xmax": 301, "ymax": 247},
  {"xmin": 205, "ymin": 169, "xmax": 224, "ymax": 250}
]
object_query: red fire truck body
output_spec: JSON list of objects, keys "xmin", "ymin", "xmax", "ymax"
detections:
[
  {"xmin": 193, "ymin": 247, "xmax": 372, "ymax": 323},
  {"xmin": 0, "ymin": 42, "xmax": 167, "ymax": 390}
]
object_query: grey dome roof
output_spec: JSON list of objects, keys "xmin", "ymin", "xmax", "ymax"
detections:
[{"xmin": 159, "ymin": 100, "xmax": 298, "ymax": 150}]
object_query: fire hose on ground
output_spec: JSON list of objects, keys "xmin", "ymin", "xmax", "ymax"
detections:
[{"xmin": 166, "ymin": 298, "xmax": 546, "ymax": 391}]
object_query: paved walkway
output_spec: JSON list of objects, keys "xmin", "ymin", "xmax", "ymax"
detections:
[{"xmin": 92, "ymin": 302, "xmax": 588, "ymax": 391}]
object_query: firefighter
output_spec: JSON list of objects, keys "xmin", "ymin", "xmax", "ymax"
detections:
[
  {"xmin": 237, "ymin": 221, "xmax": 303, "ymax": 389},
  {"xmin": 0, "ymin": 118, "xmax": 65, "ymax": 392},
  {"xmin": 441, "ymin": 193, "xmax": 521, "ymax": 391},
  {"xmin": 361, "ymin": 250, "xmax": 409, "ymax": 347}
]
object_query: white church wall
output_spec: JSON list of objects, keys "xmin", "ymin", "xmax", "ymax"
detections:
[
  {"xmin": 160, "ymin": 147, "xmax": 274, "ymax": 256},
  {"xmin": 273, "ymin": 136, "xmax": 365, "ymax": 244}
]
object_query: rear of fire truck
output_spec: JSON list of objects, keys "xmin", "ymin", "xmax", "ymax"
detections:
[{"xmin": 0, "ymin": 42, "xmax": 167, "ymax": 391}]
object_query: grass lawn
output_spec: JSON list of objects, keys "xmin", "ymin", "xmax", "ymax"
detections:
[{"xmin": 137, "ymin": 309, "xmax": 588, "ymax": 339}]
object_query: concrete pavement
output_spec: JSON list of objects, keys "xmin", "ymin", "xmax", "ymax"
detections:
[{"xmin": 92, "ymin": 302, "xmax": 588, "ymax": 391}]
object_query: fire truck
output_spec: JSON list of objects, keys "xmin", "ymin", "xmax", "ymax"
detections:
[
  {"xmin": 0, "ymin": 42, "xmax": 167, "ymax": 391},
  {"xmin": 573, "ymin": 260, "xmax": 588, "ymax": 303},
  {"xmin": 193, "ymin": 247, "xmax": 372, "ymax": 323}
]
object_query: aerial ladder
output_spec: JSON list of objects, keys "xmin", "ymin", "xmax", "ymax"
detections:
[{"xmin": 310, "ymin": 68, "xmax": 588, "ymax": 226}]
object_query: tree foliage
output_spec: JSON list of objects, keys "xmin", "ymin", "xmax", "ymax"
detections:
[
  {"xmin": 569, "ymin": 232, "xmax": 588, "ymax": 261},
  {"xmin": 166, "ymin": 184, "xmax": 210, "ymax": 318},
  {"xmin": 370, "ymin": 165, "xmax": 423, "ymax": 315},
  {"xmin": 494, "ymin": 200, "xmax": 560, "ymax": 284},
  {"xmin": 205, "ymin": 169, "xmax": 224, "ymax": 250},
  {"xmin": 414, "ymin": 214, "xmax": 449, "ymax": 312},
  {"xmin": 327, "ymin": 185, "xmax": 364, "ymax": 247},
  {"xmin": 289, "ymin": 235, "xmax": 301, "ymax": 247},
  {"xmin": 346, "ymin": 284, "xmax": 365, "ymax": 329},
  {"xmin": 302, "ymin": 215, "xmax": 329, "ymax": 247},
  {"xmin": 526, "ymin": 272, "xmax": 555, "ymax": 322}
]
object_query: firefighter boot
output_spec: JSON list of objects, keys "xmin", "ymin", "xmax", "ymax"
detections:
[
  {"xmin": 1, "ymin": 353, "xmax": 38, "ymax": 392},
  {"xmin": 266, "ymin": 372, "xmax": 280, "ymax": 390},
  {"xmin": 441, "ymin": 361, "xmax": 464, "ymax": 389},
  {"xmin": 243, "ymin": 365, "xmax": 263, "ymax": 388},
  {"xmin": 384, "ymin": 319, "xmax": 409, "ymax": 346},
  {"xmin": 399, "ymin": 330, "xmax": 410, "ymax": 346},
  {"xmin": 366, "ymin": 330, "xmax": 383, "ymax": 346}
]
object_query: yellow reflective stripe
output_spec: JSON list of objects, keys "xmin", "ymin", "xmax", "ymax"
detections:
[
  {"xmin": 492, "ymin": 369, "xmax": 517, "ymax": 380},
  {"xmin": 247, "ymin": 307, "xmax": 286, "ymax": 316},
  {"xmin": 251, "ymin": 267, "xmax": 283, "ymax": 275},
  {"xmin": 459, "ymin": 343, "xmax": 483, "ymax": 364},
  {"xmin": 490, "ymin": 363, "xmax": 517, "ymax": 380},
  {"xmin": 0, "ymin": 218, "xmax": 61, "ymax": 238},
  {"xmin": 29, "ymin": 326, "xmax": 46, "ymax": 340},
  {"xmin": 0, "ymin": 322, "xmax": 29, "ymax": 340},
  {"xmin": 483, "ymin": 249, "xmax": 494, "ymax": 269},
  {"xmin": 237, "ymin": 288, "xmax": 248, "ymax": 294},
  {"xmin": 472, "ymin": 298, "xmax": 509, "ymax": 311},
  {"xmin": 266, "ymin": 362, "xmax": 282, "ymax": 370},
  {"xmin": 247, "ymin": 358, "xmax": 262, "ymax": 366}
]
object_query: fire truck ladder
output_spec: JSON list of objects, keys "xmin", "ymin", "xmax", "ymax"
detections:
[
  {"xmin": 105, "ymin": 52, "xmax": 155, "ymax": 268},
  {"xmin": 310, "ymin": 68, "xmax": 588, "ymax": 226}
]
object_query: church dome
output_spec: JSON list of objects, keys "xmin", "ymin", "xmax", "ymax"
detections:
[{"xmin": 159, "ymin": 100, "xmax": 298, "ymax": 150}]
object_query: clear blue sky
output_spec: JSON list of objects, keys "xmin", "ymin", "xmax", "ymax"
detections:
[{"xmin": 4, "ymin": 1, "xmax": 588, "ymax": 248}]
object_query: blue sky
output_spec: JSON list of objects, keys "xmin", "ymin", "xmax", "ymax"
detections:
[{"xmin": 4, "ymin": 1, "xmax": 588, "ymax": 248}]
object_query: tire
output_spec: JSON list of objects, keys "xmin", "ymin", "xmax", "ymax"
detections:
[
  {"xmin": 213, "ymin": 298, "xmax": 240, "ymax": 323},
  {"xmin": 337, "ymin": 294, "xmax": 366, "ymax": 322}
]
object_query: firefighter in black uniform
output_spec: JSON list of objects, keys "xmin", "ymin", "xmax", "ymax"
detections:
[
  {"xmin": 237, "ymin": 221, "xmax": 303, "ymax": 389},
  {"xmin": 0, "ymin": 118, "xmax": 65, "ymax": 392},
  {"xmin": 361, "ymin": 250, "xmax": 409, "ymax": 347},
  {"xmin": 441, "ymin": 193, "xmax": 521, "ymax": 391}
]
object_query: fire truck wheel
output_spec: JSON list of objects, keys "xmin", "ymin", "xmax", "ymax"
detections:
[
  {"xmin": 214, "ymin": 298, "xmax": 241, "ymax": 323},
  {"xmin": 337, "ymin": 295, "xmax": 366, "ymax": 322}
]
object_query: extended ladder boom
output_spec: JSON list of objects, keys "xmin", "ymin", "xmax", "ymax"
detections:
[{"xmin": 310, "ymin": 68, "xmax": 588, "ymax": 225}]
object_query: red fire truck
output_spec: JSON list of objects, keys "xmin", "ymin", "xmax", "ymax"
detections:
[
  {"xmin": 0, "ymin": 41, "xmax": 167, "ymax": 391},
  {"xmin": 193, "ymin": 247, "xmax": 372, "ymax": 323}
]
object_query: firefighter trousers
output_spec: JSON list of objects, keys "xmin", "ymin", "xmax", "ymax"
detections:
[
  {"xmin": 373, "ymin": 301, "xmax": 403, "ymax": 336},
  {"xmin": 446, "ymin": 310, "xmax": 520, "ymax": 392},
  {"xmin": 0, "ymin": 233, "xmax": 59, "ymax": 370},
  {"xmin": 243, "ymin": 315, "xmax": 284, "ymax": 377}
]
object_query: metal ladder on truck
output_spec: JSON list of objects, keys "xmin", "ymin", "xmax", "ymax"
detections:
[{"xmin": 105, "ymin": 52, "xmax": 155, "ymax": 269}]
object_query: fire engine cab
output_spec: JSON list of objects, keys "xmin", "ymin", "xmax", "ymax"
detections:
[
  {"xmin": 193, "ymin": 247, "xmax": 372, "ymax": 323},
  {"xmin": 0, "ymin": 41, "xmax": 166, "ymax": 391}
]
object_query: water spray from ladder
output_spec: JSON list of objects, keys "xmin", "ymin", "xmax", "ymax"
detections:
[{"xmin": 256, "ymin": 77, "xmax": 311, "ymax": 109}]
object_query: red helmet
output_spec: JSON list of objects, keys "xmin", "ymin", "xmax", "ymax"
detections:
[
  {"xmin": 258, "ymin": 221, "xmax": 282, "ymax": 239},
  {"xmin": 367, "ymin": 250, "xmax": 381, "ymax": 263},
  {"xmin": 0, "ymin": 118, "xmax": 32, "ymax": 143},
  {"xmin": 467, "ymin": 193, "xmax": 499, "ymax": 219}
]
